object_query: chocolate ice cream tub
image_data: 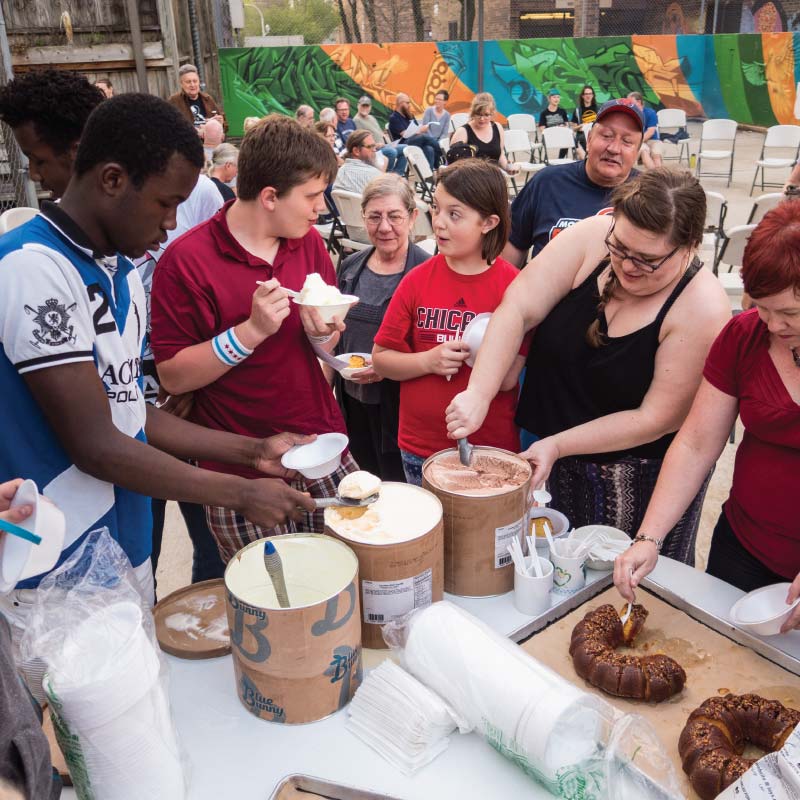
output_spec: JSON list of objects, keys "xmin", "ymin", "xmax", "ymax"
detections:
[
  {"xmin": 324, "ymin": 483, "xmax": 444, "ymax": 649},
  {"xmin": 422, "ymin": 447, "xmax": 531, "ymax": 597}
]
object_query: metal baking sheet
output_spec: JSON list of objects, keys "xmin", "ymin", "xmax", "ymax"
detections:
[
  {"xmin": 510, "ymin": 571, "xmax": 800, "ymax": 677},
  {"xmin": 269, "ymin": 774, "xmax": 404, "ymax": 800}
]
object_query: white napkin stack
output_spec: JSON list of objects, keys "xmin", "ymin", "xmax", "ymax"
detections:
[{"xmin": 346, "ymin": 660, "xmax": 462, "ymax": 774}]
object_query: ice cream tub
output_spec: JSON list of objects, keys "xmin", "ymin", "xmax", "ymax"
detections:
[
  {"xmin": 224, "ymin": 534, "xmax": 362, "ymax": 724},
  {"xmin": 422, "ymin": 448, "xmax": 532, "ymax": 597},
  {"xmin": 325, "ymin": 482, "xmax": 444, "ymax": 649}
]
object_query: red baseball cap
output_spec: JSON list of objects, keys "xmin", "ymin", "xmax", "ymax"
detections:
[{"xmin": 595, "ymin": 98, "xmax": 645, "ymax": 132}]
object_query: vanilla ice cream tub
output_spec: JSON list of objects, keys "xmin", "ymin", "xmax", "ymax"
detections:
[
  {"xmin": 422, "ymin": 447, "xmax": 531, "ymax": 597},
  {"xmin": 324, "ymin": 482, "xmax": 444, "ymax": 649}
]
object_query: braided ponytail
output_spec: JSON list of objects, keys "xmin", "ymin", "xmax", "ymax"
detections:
[{"xmin": 585, "ymin": 265, "xmax": 619, "ymax": 348}]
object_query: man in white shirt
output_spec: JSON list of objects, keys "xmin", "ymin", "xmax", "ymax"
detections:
[{"xmin": 333, "ymin": 130, "xmax": 383, "ymax": 195}]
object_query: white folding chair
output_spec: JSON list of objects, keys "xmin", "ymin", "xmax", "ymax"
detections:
[
  {"xmin": 696, "ymin": 119, "xmax": 738, "ymax": 187},
  {"xmin": 449, "ymin": 112, "xmax": 469, "ymax": 133},
  {"xmin": 411, "ymin": 199, "xmax": 434, "ymax": 241},
  {"xmin": 747, "ymin": 192, "xmax": 785, "ymax": 225},
  {"xmin": 506, "ymin": 113, "xmax": 543, "ymax": 160},
  {"xmin": 330, "ymin": 189, "xmax": 372, "ymax": 267},
  {"xmin": 702, "ymin": 189, "xmax": 727, "ymax": 273},
  {"xmin": 716, "ymin": 224, "xmax": 756, "ymax": 313},
  {"xmin": 0, "ymin": 206, "xmax": 38, "ymax": 233},
  {"xmin": 416, "ymin": 237, "xmax": 437, "ymax": 256},
  {"xmin": 541, "ymin": 127, "xmax": 575, "ymax": 165},
  {"xmin": 750, "ymin": 124, "xmax": 800, "ymax": 195},
  {"xmin": 439, "ymin": 137, "xmax": 450, "ymax": 154},
  {"xmin": 405, "ymin": 145, "xmax": 435, "ymax": 203},
  {"xmin": 656, "ymin": 108, "xmax": 690, "ymax": 164},
  {"xmin": 504, "ymin": 129, "xmax": 546, "ymax": 188}
]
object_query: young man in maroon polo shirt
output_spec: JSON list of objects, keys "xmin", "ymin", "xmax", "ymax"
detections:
[{"xmin": 150, "ymin": 114, "xmax": 358, "ymax": 562}]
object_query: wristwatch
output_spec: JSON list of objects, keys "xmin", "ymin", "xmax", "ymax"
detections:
[{"xmin": 632, "ymin": 534, "xmax": 663, "ymax": 552}]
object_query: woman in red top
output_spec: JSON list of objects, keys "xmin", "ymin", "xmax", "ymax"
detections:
[
  {"xmin": 372, "ymin": 159, "xmax": 524, "ymax": 484},
  {"xmin": 616, "ymin": 200, "xmax": 800, "ymax": 632}
]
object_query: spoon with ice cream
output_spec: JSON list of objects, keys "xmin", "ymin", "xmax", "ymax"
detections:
[{"xmin": 314, "ymin": 471, "xmax": 381, "ymax": 510}]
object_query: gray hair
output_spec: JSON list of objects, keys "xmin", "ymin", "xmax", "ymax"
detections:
[
  {"xmin": 243, "ymin": 116, "xmax": 261, "ymax": 132},
  {"xmin": 178, "ymin": 64, "xmax": 198, "ymax": 78},
  {"xmin": 295, "ymin": 104, "xmax": 313, "ymax": 119},
  {"xmin": 361, "ymin": 173, "xmax": 416, "ymax": 214},
  {"xmin": 319, "ymin": 107, "xmax": 335, "ymax": 125},
  {"xmin": 206, "ymin": 142, "xmax": 238, "ymax": 175}
]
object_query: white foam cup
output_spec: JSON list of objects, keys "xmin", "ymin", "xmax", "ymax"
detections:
[
  {"xmin": 48, "ymin": 602, "xmax": 161, "ymax": 730},
  {"xmin": 549, "ymin": 541, "xmax": 586, "ymax": 594},
  {"xmin": 513, "ymin": 556, "xmax": 553, "ymax": 616},
  {"xmin": 0, "ymin": 479, "xmax": 65, "ymax": 591},
  {"xmin": 280, "ymin": 432, "xmax": 349, "ymax": 479}
]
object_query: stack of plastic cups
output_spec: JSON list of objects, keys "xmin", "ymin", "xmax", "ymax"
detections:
[{"xmin": 44, "ymin": 602, "xmax": 185, "ymax": 800}]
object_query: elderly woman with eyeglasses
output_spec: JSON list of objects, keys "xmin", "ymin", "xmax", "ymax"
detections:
[
  {"xmin": 445, "ymin": 168, "xmax": 730, "ymax": 563},
  {"xmin": 334, "ymin": 174, "xmax": 431, "ymax": 480}
]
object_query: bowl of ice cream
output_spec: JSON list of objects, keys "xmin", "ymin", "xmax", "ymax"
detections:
[
  {"xmin": 338, "ymin": 353, "xmax": 372, "ymax": 380},
  {"xmin": 293, "ymin": 274, "xmax": 358, "ymax": 324},
  {"xmin": 281, "ymin": 433, "xmax": 349, "ymax": 479},
  {"xmin": 529, "ymin": 507, "xmax": 570, "ymax": 550}
]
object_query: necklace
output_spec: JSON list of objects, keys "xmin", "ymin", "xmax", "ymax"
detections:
[{"xmin": 792, "ymin": 347, "xmax": 800, "ymax": 368}]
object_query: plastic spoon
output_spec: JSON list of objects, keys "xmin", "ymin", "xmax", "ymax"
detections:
[
  {"xmin": 526, "ymin": 535, "xmax": 544, "ymax": 577},
  {"xmin": 0, "ymin": 518, "xmax": 41, "ymax": 545},
  {"xmin": 256, "ymin": 279, "xmax": 299, "ymax": 299},
  {"xmin": 532, "ymin": 488, "xmax": 552, "ymax": 506},
  {"xmin": 620, "ymin": 601, "xmax": 633, "ymax": 626}
]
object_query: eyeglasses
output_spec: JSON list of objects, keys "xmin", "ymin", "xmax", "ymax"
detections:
[
  {"xmin": 364, "ymin": 211, "xmax": 409, "ymax": 227},
  {"xmin": 360, "ymin": 143, "xmax": 377, "ymax": 150},
  {"xmin": 604, "ymin": 221, "xmax": 681, "ymax": 273},
  {"xmin": 475, "ymin": 112, "xmax": 494, "ymax": 118}
]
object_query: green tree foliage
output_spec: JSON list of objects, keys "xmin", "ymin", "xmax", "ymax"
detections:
[{"xmin": 244, "ymin": 0, "xmax": 340, "ymax": 44}]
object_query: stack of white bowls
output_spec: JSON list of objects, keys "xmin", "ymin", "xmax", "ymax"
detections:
[{"xmin": 45, "ymin": 601, "xmax": 185, "ymax": 800}]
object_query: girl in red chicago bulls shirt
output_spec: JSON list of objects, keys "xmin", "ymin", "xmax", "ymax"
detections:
[{"xmin": 373, "ymin": 160, "xmax": 525, "ymax": 484}]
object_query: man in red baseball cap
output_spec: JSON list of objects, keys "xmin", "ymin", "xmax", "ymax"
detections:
[{"xmin": 504, "ymin": 97, "xmax": 645, "ymax": 265}]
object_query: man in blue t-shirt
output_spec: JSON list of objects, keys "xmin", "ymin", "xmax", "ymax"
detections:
[
  {"xmin": 502, "ymin": 98, "xmax": 644, "ymax": 267},
  {"xmin": 335, "ymin": 97, "xmax": 357, "ymax": 142},
  {"xmin": 0, "ymin": 95, "xmax": 316, "ymax": 620},
  {"xmin": 628, "ymin": 91, "xmax": 663, "ymax": 169}
]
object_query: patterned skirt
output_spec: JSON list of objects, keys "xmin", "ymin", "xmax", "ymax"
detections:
[{"xmin": 547, "ymin": 455, "xmax": 712, "ymax": 566}]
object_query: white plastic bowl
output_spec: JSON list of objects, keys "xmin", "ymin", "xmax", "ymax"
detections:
[
  {"xmin": 338, "ymin": 352, "xmax": 372, "ymax": 380},
  {"xmin": 729, "ymin": 583, "xmax": 800, "ymax": 637},
  {"xmin": 461, "ymin": 313, "xmax": 492, "ymax": 368},
  {"xmin": 529, "ymin": 507, "xmax": 570, "ymax": 550},
  {"xmin": 0, "ymin": 479, "xmax": 65, "ymax": 591},
  {"xmin": 280, "ymin": 433, "xmax": 349, "ymax": 479},
  {"xmin": 293, "ymin": 295, "xmax": 359, "ymax": 324},
  {"xmin": 569, "ymin": 525, "xmax": 630, "ymax": 570}
]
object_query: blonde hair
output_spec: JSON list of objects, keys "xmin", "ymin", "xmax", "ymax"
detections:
[
  {"xmin": 206, "ymin": 142, "xmax": 238, "ymax": 176},
  {"xmin": 470, "ymin": 92, "xmax": 496, "ymax": 119}
]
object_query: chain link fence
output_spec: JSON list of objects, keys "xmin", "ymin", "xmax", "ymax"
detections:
[{"xmin": 236, "ymin": 0, "xmax": 800, "ymax": 43}]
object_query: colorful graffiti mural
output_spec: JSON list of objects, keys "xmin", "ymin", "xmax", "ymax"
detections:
[{"xmin": 219, "ymin": 33, "xmax": 800, "ymax": 137}]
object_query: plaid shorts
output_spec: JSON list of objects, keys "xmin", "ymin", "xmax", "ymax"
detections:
[{"xmin": 205, "ymin": 452, "xmax": 359, "ymax": 563}]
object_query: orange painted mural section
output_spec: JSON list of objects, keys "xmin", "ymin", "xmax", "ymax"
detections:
[
  {"xmin": 631, "ymin": 35, "xmax": 703, "ymax": 117},
  {"xmin": 321, "ymin": 43, "xmax": 504, "ymax": 124},
  {"xmin": 762, "ymin": 33, "xmax": 796, "ymax": 124}
]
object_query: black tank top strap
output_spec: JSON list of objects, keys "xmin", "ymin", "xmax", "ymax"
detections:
[{"xmin": 653, "ymin": 255, "xmax": 702, "ymax": 330}]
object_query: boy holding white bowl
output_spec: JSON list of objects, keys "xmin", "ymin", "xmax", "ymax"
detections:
[{"xmin": 151, "ymin": 114, "xmax": 359, "ymax": 562}]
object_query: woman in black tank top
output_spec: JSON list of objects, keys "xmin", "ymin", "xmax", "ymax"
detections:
[
  {"xmin": 445, "ymin": 168, "xmax": 731, "ymax": 564},
  {"xmin": 448, "ymin": 92, "xmax": 520, "ymax": 177}
]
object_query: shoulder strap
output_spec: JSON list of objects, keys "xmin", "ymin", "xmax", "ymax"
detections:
[{"xmin": 655, "ymin": 256, "xmax": 703, "ymax": 327}]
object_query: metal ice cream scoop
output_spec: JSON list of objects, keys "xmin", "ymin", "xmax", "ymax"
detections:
[
  {"xmin": 314, "ymin": 492, "xmax": 379, "ymax": 509},
  {"xmin": 457, "ymin": 437, "xmax": 474, "ymax": 467}
]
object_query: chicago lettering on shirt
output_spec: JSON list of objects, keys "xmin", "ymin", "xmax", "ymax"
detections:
[{"xmin": 415, "ymin": 305, "xmax": 476, "ymax": 343}]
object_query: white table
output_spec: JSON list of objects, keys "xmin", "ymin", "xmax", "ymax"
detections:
[{"xmin": 61, "ymin": 559, "xmax": 800, "ymax": 800}]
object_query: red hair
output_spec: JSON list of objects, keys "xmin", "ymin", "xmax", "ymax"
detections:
[{"xmin": 742, "ymin": 199, "xmax": 800, "ymax": 298}]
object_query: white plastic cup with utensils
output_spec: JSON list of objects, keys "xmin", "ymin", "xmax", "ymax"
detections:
[
  {"xmin": 549, "ymin": 540, "xmax": 586, "ymax": 594},
  {"xmin": 513, "ymin": 555, "xmax": 553, "ymax": 616}
]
